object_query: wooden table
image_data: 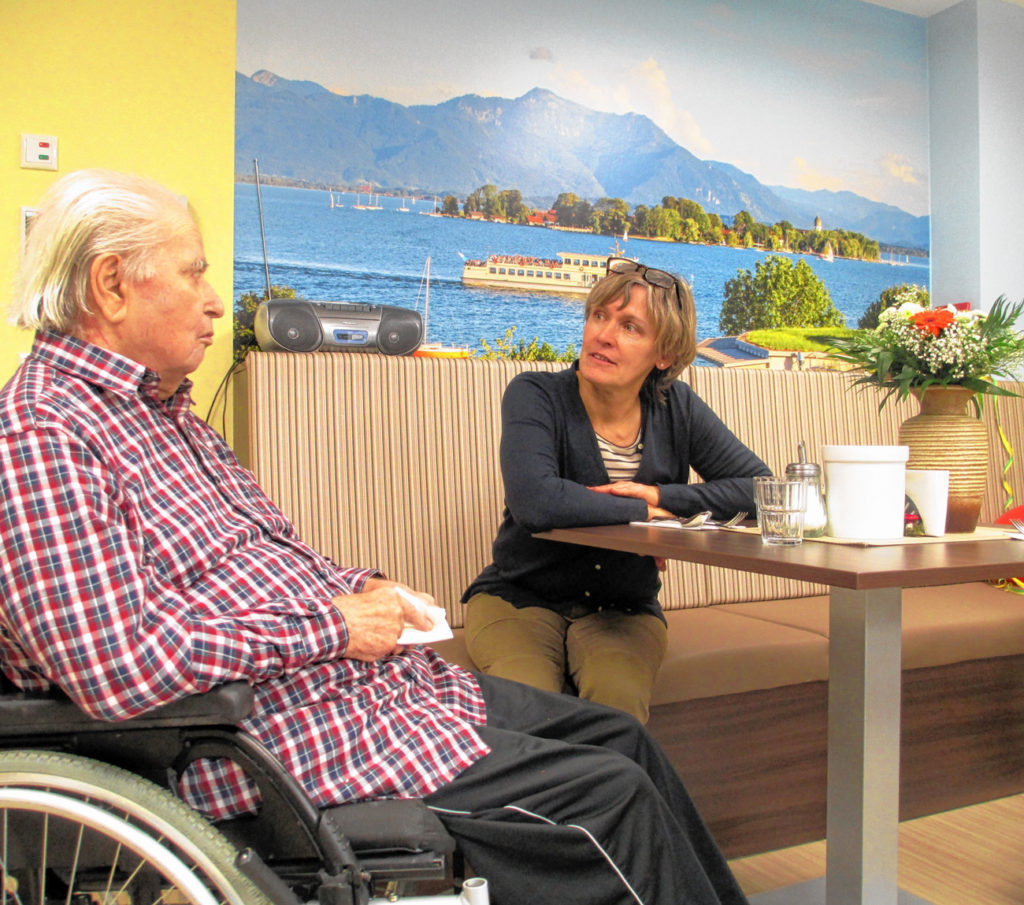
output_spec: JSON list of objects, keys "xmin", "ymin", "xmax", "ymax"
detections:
[{"xmin": 534, "ymin": 523, "xmax": 1024, "ymax": 905}]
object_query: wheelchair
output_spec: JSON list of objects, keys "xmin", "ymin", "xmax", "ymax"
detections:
[{"xmin": 0, "ymin": 676, "xmax": 485, "ymax": 905}]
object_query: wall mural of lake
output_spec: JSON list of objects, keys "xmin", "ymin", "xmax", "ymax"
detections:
[
  {"xmin": 234, "ymin": 183, "xmax": 929, "ymax": 354},
  {"xmin": 235, "ymin": 0, "xmax": 930, "ymax": 354}
]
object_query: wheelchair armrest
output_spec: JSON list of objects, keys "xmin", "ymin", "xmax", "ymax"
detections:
[
  {"xmin": 323, "ymin": 799, "xmax": 456, "ymax": 856},
  {"xmin": 139, "ymin": 682, "xmax": 255, "ymax": 725},
  {"xmin": 0, "ymin": 681, "xmax": 254, "ymax": 736}
]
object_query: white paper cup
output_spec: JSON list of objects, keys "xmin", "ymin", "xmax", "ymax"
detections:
[
  {"xmin": 822, "ymin": 445, "xmax": 909, "ymax": 540},
  {"xmin": 905, "ymin": 469, "xmax": 950, "ymax": 536}
]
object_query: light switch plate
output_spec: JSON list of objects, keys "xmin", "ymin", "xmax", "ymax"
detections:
[{"xmin": 21, "ymin": 134, "xmax": 58, "ymax": 170}]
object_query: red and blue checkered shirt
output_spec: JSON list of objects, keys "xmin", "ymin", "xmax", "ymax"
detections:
[{"xmin": 0, "ymin": 332, "xmax": 489, "ymax": 820}]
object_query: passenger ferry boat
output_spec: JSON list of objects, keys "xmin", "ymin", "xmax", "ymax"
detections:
[{"xmin": 460, "ymin": 252, "xmax": 609, "ymax": 295}]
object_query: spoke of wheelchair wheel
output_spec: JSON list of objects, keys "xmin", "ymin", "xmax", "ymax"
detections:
[
  {"xmin": 116, "ymin": 823, "xmax": 182, "ymax": 905},
  {"xmin": 0, "ymin": 860, "xmax": 26, "ymax": 905},
  {"xmin": 1, "ymin": 832, "xmax": 26, "ymax": 905},
  {"xmin": 102, "ymin": 839, "xmax": 126, "ymax": 905},
  {"xmin": 120, "ymin": 852, "xmax": 154, "ymax": 903},
  {"xmin": 65, "ymin": 820, "xmax": 86, "ymax": 905},
  {"xmin": 40, "ymin": 812, "xmax": 49, "ymax": 905},
  {"xmin": 1, "ymin": 809, "xmax": 12, "ymax": 905},
  {"xmin": 144, "ymin": 832, "xmax": 179, "ymax": 905}
]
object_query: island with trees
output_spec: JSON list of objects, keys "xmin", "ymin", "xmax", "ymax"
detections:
[{"xmin": 445, "ymin": 183, "xmax": 884, "ymax": 264}]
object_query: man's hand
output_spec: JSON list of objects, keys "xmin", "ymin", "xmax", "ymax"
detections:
[{"xmin": 332, "ymin": 580, "xmax": 435, "ymax": 662}]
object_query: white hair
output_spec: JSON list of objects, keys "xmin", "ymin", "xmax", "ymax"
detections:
[{"xmin": 11, "ymin": 169, "xmax": 197, "ymax": 332}]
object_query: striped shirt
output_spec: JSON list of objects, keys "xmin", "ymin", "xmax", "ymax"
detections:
[
  {"xmin": 0, "ymin": 332, "xmax": 489, "ymax": 820},
  {"xmin": 595, "ymin": 429, "xmax": 643, "ymax": 482}
]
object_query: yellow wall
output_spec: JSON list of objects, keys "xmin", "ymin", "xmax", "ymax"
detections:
[{"xmin": 0, "ymin": 0, "xmax": 237, "ymax": 428}]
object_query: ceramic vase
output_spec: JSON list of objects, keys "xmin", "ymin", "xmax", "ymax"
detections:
[{"xmin": 897, "ymin": 386, "xmax": 989, "ymax": 533}]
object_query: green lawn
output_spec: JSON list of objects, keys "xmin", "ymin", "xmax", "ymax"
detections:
[{"xmin": 743, "ymin": 327, "xmax": 860, "ymax": 353}]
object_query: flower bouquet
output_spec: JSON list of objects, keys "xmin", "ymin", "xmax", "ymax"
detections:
[{"xmin": 830, "ymin": 295, "xmax": 1024, "ymax": 412}]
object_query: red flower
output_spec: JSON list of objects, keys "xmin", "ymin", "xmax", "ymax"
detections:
[{"xmin": 912, "ymin": 308, "xmax": 954, "ymax": 337}]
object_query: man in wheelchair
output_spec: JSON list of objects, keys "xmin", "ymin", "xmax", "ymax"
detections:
[{"xmin": 0, "ymin": 169, "xmax": 748, "ymax": 905}]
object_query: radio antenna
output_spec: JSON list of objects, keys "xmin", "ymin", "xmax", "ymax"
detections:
[{"xmin": 253, "ymin": 157, "xmax": 273, "ymax": 300}]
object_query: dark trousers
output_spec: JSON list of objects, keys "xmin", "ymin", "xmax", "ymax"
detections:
[{"xmin": 424, "ymin": 675, "xmax": 748, "ymax": 905}]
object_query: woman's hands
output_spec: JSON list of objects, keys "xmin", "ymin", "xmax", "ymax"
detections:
[
  {"xmin": 332, "ymin": 579, "xmax": 436, "ymax": 662},
  {"xmin": 588, "ymin": 481, "xmax": 674, "ymax": 521}
]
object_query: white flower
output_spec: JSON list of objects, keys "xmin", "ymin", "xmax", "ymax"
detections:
[{"xmin": 897, "ymin": 301, "xmax": 924, "ymax": 316}]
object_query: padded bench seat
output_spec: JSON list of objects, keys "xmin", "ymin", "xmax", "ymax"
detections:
[
  {"xmin": 653, "ymin": 607, "xmax": 828, "ymax": 704},
  {"xmin": 438, "ymin": 582, "xmax": 1024, "ymax": 706},
  {"xmin": 717, "ymin": 581, "xmax": 1024, "ymax": 673},
  {"xmin": 434, "ymin": 608, "xmax": 830, "ymax": 703}
]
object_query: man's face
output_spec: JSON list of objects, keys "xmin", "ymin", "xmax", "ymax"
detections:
[{"xmin": 118, "ymin": 227, "xmax": 224, "ymax": 398}]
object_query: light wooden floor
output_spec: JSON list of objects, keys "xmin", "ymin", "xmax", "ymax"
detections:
[{"xmin": 729, "ymin": 793, "xmax": 1024, "ymax": 905}]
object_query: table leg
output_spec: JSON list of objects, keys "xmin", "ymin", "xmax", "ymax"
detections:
[{"xmin": 826, "ymin": 586, "xmax": 903, "ymax": 905}]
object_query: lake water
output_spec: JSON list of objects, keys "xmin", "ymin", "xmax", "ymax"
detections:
[{"xmin": 233, "ymin": 183, "xmax": 930, "ymax": 354}]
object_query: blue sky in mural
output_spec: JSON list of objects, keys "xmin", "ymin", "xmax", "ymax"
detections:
[{"xmin": 237, "ymin": 0, "xmax": 928, "ymax": 216}]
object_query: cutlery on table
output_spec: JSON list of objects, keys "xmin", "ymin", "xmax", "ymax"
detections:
[
  {"xmin": 715, "ymin": 511, "xmax": 749, "ymax": 528},
  {"xmin": 675, "ymin": 511, "xmax": 748, "ymax": 529},
  {"xmin": 676, "ymin": 511, "xmax": 712, "ymax": 528}
]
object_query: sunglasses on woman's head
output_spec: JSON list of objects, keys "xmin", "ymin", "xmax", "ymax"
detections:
[{"xmin": 606, "ymin": 257, "xmax": 682, "ymax": 308}]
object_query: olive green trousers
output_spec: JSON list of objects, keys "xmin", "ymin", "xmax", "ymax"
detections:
[{"xmin": 463, "ymin": 593, "xmax": 668, "ymax": 723}]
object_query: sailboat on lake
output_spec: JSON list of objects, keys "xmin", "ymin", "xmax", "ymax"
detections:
[
  {"xmin": 353, "ymin": 184, "xmax": 382, "ymax": 211},
  {"xmin": 412, "ymin": 256, "xmax": 471, "ymax": 358}
]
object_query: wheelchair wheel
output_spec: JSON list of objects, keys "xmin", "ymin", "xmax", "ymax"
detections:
[{"xmin": 0, "ymin": 750, "xmax": 273, "ymax": 905}]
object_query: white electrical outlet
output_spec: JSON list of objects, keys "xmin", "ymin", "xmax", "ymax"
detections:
[{"xmin": 21, "ymin": 134, "xmax": 58, "ymax": 170}]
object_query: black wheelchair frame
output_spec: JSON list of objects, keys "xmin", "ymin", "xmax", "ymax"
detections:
[{"xmin": 0, "ymin": 679, "xmax": 464, "ymax": 905}]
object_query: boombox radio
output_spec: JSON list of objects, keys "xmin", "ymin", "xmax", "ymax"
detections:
[{"xmin": 254, "ymin": 299, "xmax": 423, "ymax": 356}]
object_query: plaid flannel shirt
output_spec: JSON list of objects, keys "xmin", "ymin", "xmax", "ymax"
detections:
[{"xmin": 0, "ymin": 332, "xmax": 488, "ymax": 819}]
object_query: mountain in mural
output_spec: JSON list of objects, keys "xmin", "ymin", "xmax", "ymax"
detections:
[{"xmin": 236, "ymin": 70, "xmax": 929, "ymax": 249}]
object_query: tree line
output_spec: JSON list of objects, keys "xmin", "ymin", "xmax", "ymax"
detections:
[{"xmin": 442, "ymin": 185, "xmax": 881, "ymax": 262}]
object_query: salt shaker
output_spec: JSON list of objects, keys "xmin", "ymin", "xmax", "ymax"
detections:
[{"xmin": 785, "ymin": 441, "xmax": 827, "ymax": 538}]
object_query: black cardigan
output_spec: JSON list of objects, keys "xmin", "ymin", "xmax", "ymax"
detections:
[{"xmin": 463, "ymin": 366, "xmax": 771, "ymax": 620}]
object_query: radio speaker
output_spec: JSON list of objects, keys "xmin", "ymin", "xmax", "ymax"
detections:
[{"xmin": 254, "ymin": 299, "xmax": 423, "ymax": 355}]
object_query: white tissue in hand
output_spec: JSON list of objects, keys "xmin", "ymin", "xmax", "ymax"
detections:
[
  {"xmin": 398, "ymin": 604, "xmax": 454, "ymax": 644},
  {"xmin": 395, "ymin": 588, "xmax": 454, "ymax": 644}
]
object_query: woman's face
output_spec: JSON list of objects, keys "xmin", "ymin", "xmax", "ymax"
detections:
[{"xmin": 578, "ymin": 283, "xmax": 665, "ymax": 395}]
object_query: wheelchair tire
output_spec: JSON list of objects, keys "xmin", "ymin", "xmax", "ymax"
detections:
[{"xmin": 0, "ymin": 749, "xmax": 274, "ymax": 905}]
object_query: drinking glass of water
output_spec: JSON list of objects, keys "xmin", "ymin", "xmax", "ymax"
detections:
[{"xmin": 753, "ymin": 477, "xmax": 806, "ymax": 546}]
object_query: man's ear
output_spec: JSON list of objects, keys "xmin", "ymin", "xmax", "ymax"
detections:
[{"xmin": 88, "ymin": 254, "xmax": 130, "ymax": 324}]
